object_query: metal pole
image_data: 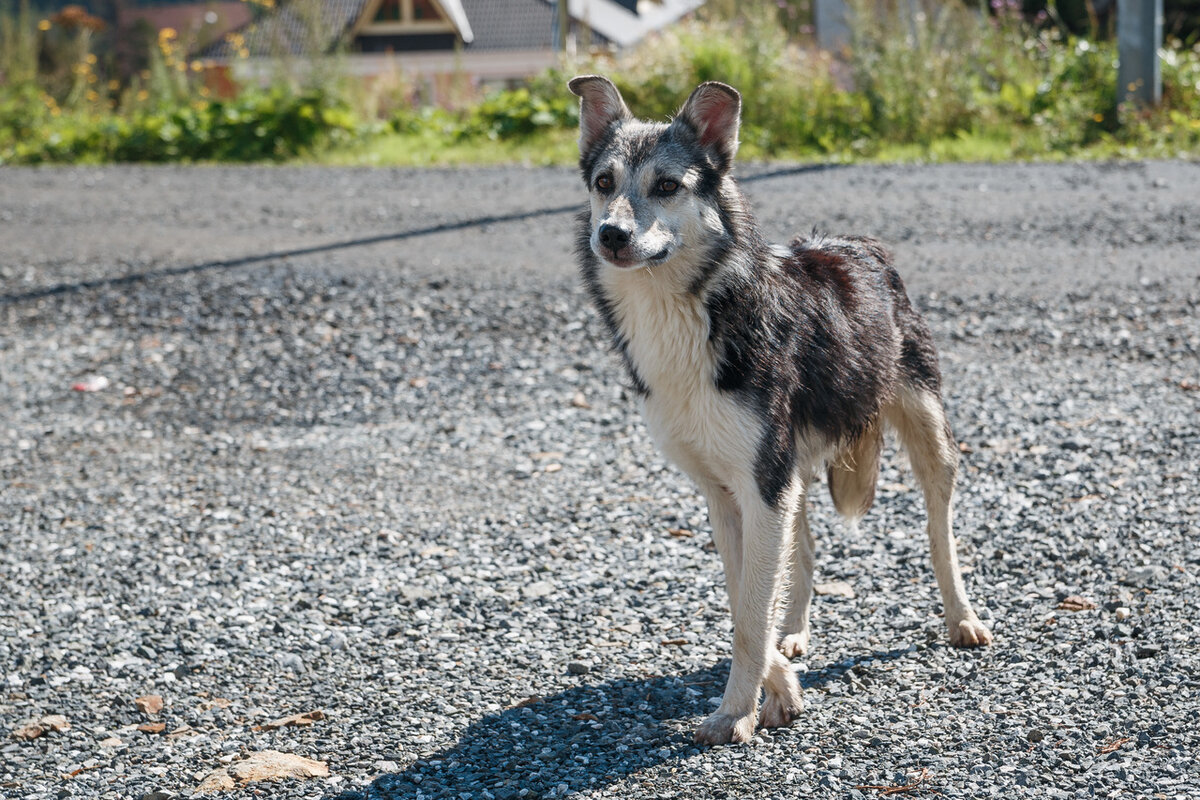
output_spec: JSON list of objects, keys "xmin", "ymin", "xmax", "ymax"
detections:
[
  {"xmin": 1117, "ymin": 0, "xmax": 1162, "ymax": 108},
  {"xmin": 814, "ymin": 0, "xmax": 849, "ymax": 52},
  {"xmin": 557, "ymin": 0, "xmax": 570, "ymax": 54}
]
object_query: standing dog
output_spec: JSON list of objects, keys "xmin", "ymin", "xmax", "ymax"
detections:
[{"xmin": 568, "ymin": 76, "xmax": 993, "ymax": 746}]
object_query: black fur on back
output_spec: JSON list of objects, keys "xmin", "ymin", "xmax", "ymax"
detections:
[{"xmin": 705, "ymin": 232, "xmax": 942, "ymax": 506}]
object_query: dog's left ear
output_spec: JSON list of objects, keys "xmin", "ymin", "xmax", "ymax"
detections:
[
  {"xmin": 675, "ymin": 81, "xmax": 741, "ymax": 170},
  {"xmin": 568, "ymin": 75, "xmax": 632, "ymax": 156}
]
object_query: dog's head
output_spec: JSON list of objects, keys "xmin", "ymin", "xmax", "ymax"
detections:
[{"xmin": 568, "ymin": 75, "xmax": 742, "ymax": 272}]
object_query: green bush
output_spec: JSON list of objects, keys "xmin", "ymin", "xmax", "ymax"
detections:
[
  {"xmin": 389, "ymin": 87, "xmax": 578, "ymax": 143},
  {"xmin": 1, "ymin": 87, "xmax": 360, "ymax": 164}
]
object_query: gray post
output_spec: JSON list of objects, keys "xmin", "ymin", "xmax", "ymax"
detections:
[
  {"xmin": 814, "ymin": 0, "xmax": 849, "ymax": 52},
  {"xmin": 1117, "ymin": 0, "xmax": 1163, "ymax": 107},
  {"xmin": 556, "ymin": 0, "xmax": 569, "ymax": 54}
]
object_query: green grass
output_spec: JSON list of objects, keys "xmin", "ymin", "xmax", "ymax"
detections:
[
  {"xmin": 312, "ymin": 122, "xmax": 579, "ymax": 167},
  {"xmin": 319, "ymin": 124, "xmax": 1196, "ymax": 169}
]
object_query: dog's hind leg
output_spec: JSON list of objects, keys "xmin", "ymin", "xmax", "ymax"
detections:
[
  {"xmin": 885, "ymin": 384, "xmax": 992, "ymax": 648},
  {"xmin": 778, "ymin": 499, "xmax": 814, "ymax": 658}
]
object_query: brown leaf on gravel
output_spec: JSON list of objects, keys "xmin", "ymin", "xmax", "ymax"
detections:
[
  {"xmin": 12, "ymin": 715, "xmax": 70, "ymax": 741},
  {"xmin": 253, "ymin": 710, "xmax": 326, "ymax": 731},
  {"xmin": 572, "ymin": 713, "xmax": 599, "ymax": 722},
  {"xmin": 195, "ymin": 750, "xmax": 329, "ymax": 794},
  {"xmin": 814, "ymin": 580, "xmax": 856, "ymax": 599},
  {"xmin": 135, "ymin": 694, "xmax": 164, "ymax": 715},
  {"xmin": 667, "ymin": 528, "xmax": 693, "ymax": 538},
  {"xmin": 854, "ymin": 767, "xmax": 935, "ymax": 796},
  {"xmin": 1097, "ymin": 736, "xmax": 1133, "ymax": 754},
  {"xmin": 1057, "ymin": 595, "xmax": 1098, "ymax": 612},
  {"xmin": 197, "ymin": 697, "xmax": 232, "ymax": 711},
  {"xmin": 137, "ymin": 722, "xmax": 166, "ymax": 734}
]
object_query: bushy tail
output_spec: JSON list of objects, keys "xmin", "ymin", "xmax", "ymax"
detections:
[{"xmin": 827, "ymin": 424, "xmax": 882, "ymax": 522}]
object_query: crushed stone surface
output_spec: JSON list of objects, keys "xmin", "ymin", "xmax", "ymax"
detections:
[{"xmin": 1, "ymin": 161, "xmax": 1198, "ymax": 799}]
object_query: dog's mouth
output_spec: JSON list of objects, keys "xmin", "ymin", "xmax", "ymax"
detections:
[{"xmin": 601, "ymin": 248, "xmax": 671, "ymax": 269}]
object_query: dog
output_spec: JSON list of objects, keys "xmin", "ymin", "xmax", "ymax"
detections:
[{"xmin": 567, "ymin": 76, "xmax": 993, "ymax": 746}]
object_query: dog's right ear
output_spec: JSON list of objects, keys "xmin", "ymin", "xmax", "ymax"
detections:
[{"xmin": 568, "ymin": 75, "xmax": 632, "ymax": 155}]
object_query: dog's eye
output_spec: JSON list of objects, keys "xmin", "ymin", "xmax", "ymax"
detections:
[
  {"xmin": 595, "ymin": 174, "xmax": 614, "ymax": 192},
  {"xmin": 657, "ymin": 179, "xmax": 680, "ymax": 196}
]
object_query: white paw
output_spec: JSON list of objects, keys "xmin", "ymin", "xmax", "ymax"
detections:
[
  {"xmin": 693, "ymin": 712, "xmax": 756, "ymax": 746},
  {"xmin": 779, "ymin": 630, "xmax": 810, "ymax": 658},
  {"xmin": 949, "ymin": 618, "xmax": 993, "ymax": 648},
  {"xmin": 759, "ymin": 686, "xmax": 803, "ymax": 729}
]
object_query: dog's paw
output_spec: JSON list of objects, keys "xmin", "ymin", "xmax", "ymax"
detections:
[
  {"xmin": 693, "ymin": 712, "xmax": 756, "ymax": 746},
  {"xmin": 778, "ymin": 631, "xmax": 810, "ymax": 659},
  {"xmin": 949, "ymin": 618, "xmax": 993, "ymax": 648},
  {"xmin": 759, "ymin": 687, "xmax": 803, "ymax": 729}
]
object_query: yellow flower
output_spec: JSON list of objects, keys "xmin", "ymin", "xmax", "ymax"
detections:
[
  {"xmin": 1092, "ymin": 113, "xmax": 1104, "ymax": 123},
  {"xmin": 38, "ymin": 19, "xmax": 50, "ymax": 30},
  {"xmin": 191, "ymin": 60, "xmax": 203, "ymax": 72},
  {"xmin": 86, "ymin": 53, "xmax": 97, "ymax": 64},
  {"xmin": 108, "ymin": 79, "xmax": 120, "ymax": 91},
  {"xmin": 137, "ymin": 89, "xmax": 149, "ymax": 102},
  {"xmin": 159, "ymin": 27, "xmax": 177, "ymax": 40},
  {"xmin": 86, "ymin": 89, "xmax": 99, "ymax": 102}
]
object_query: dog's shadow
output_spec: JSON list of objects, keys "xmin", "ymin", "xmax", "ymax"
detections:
[{"xmin": 327, "ymin": 648, "xmax": 909, "ymax": 800}]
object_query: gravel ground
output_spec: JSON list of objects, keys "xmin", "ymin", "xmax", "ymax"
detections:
[{"xmin": 1, "ymin": 161, "xmax": 1198, "ymax": 800}]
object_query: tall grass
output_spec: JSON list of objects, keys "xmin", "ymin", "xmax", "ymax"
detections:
[
  {"xmin": 547, "ymin": 1, "xmax": 1200, "ymax": 160},
  {"xmin": 4, "ymin": 0, "xmax": 1199, "ymax": 164}
]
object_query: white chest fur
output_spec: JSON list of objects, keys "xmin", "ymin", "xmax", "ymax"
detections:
[{"xmin": 602, "ymin": 267, "xmax": 762, "ymax": 488}]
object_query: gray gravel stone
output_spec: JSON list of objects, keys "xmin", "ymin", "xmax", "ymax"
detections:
[{"xmin": 1, "ymin": 162, "xmax": 1198, "ymax": 800}]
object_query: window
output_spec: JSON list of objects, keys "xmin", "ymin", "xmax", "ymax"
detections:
[
  {"xmin": 374, "ymin": 0, "xmax": 401, "ymax": 21},
  {"xmin": 412, "ymin": 0, "xmax": 437, "ymax": 20},
  {"xmin": 370, "ymin": 0, "xmax": 448, "ymax": 26}
]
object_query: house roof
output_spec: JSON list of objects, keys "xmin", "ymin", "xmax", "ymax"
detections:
[
  {"xmin": 201, "ymin": 0, "xmax": 698, "ymax": 59},
  {"xmin": 201, "ymin": 0, "xmax": 369, "ymax": 58},
  {"xmin": 459, "ymin": 0, "xmax": 555, "ymax": 51},
  {"xmin": 557, "ymin": 0, "xmax": 703, "ymax": 48}
]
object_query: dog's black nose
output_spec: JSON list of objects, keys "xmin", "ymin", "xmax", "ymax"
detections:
[{"xmin": 598, "ymin": 224, "xmax": 631, "ymax": 253}]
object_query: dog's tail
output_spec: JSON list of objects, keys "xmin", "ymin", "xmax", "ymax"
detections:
[{"xmin": 827, "ymin": 424, "xmax": 882, "ymax": 524}]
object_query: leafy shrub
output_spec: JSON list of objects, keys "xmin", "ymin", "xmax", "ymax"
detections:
[{"xmin": 1, "ymin": 87, "xmax": 360, "ymax": 164}]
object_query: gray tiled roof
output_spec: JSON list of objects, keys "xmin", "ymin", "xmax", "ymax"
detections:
[
  {"xmin": 459, "ymin": 0, "xmax": 556, "ymax": 51},
  {"xmin": 200, "ymin": 0, "xmax": 689, "ymax": 59},
  {"xmin": 200, "ymin": 0, "xmax": 369, "ymax": 57}
]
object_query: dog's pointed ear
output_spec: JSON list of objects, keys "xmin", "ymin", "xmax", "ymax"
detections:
[
  {"xmin": 675, "ymin": 81, "xmax": 741, "ymax": 170},
  {"xmin": 568, "ymin": 75, "xmax": 632, "ymax": 155}
]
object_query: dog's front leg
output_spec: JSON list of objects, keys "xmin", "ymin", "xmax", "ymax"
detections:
[
  {"xmin": 700, "ymin": 482, "xmax": 743, "ymax": 615},
  {"xmin": 695, "ymin": 490, "xmax": 803, "ymax": 745}
]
